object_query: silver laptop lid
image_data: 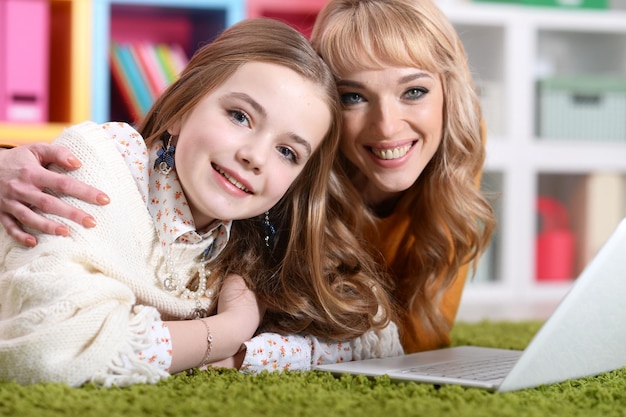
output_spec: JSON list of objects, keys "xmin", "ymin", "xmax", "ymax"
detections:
[{"xmin": 499, "ymin": 217, "xmax": 626, "ymax": 392}]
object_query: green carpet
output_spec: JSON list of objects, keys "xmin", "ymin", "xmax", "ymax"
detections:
[{"xmin": 2, "ymin": 321, "xmax": 625, "ymax": 417}]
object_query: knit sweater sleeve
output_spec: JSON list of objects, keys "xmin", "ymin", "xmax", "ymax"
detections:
[{"xmin": 0, "ymin": 122, "xmax": 168, "ymax": 387}]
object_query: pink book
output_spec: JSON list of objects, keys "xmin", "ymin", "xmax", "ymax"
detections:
[
  {"xmin": 0, "ymin": 0, "xmax": 50, "ymax": 123},
  {"xmin": 168, "ymin": 43, "xmax": 189, "ymax": 77},
  {"xmin": 133, "ymin": 42, "xmax": 169, "ymax": 100}
]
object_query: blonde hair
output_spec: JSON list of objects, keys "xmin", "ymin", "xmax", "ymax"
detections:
[
  {"xmin": 312, "ymin": 0, "xmax": 496, "ymax": 341},
  {"xmin": 139, "ymin": 18, "xmax": 393, "ymax": 340}
]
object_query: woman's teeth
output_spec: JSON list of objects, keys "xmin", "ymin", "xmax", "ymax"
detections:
[
  {"xmin": 216, "ymin": 167, "xmax": 250, "ymax": 193},
  {"xmin": 371, "ymin": 144, "xmax": 412, "ymax": 160}
]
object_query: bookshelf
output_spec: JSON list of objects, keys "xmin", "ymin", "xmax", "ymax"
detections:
[
  {"xmin": 89, "ymin": 0, "xmax": 244, "ymax": 123},
  {"xmin": 1, "ymin": 0, "xmax": 626, "ymax": 321},
  {"xmin": 0, "ymin": 0, "xmax": 91, "ymax": 144}
]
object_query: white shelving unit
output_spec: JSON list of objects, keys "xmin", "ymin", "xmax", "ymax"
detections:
[{"xmin": 442, "ymin": 4, "xmax": 626, "ymax": 321}]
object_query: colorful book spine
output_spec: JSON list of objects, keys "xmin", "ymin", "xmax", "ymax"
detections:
[
  {"xmin": 109, "ymin": 42, "xmax": 189, "ymax": 120},
  {"xmin": 115, "ymin": 43, "xmax": 153, "ymax": 115},
  {"xmin": 109, "ymin": 43, "xmax": 142, "ymax": 121},
  {"xmin": 154, "ymin": 43, "xmax": 180, "ymax": 85},
  {"xmin": 132, "ymin": 42, "xmax": 168, "ymax": 99},
  {"xmin": 168, "ymin": 43, "xmax": 189, "ymax": 77}
]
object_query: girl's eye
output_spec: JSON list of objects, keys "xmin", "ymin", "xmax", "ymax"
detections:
[
  {"xmin": 277, "ymin": 146, "xmax": 298, "ymax": 164},
  {"xmin": 230, "ymin": 110, "xmax": 251, "ymax": 127},
  {"xmin": 340, "ymin": 92, "xmax": 364, "ymax": 106},
  {"xmin": 404, "ymin": 87, "xmax": 428, "ymax": 100}
]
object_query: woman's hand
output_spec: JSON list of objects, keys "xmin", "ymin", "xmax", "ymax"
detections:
[{"xmin": 0, "ymin": 143, "xmax": 110, "ymax": 246}]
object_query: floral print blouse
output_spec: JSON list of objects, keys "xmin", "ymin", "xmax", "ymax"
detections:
[{"xmin": 101, "ymin": 122, "xmax": 230, "ymax": 373}]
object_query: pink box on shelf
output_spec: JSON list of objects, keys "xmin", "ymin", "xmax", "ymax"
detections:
[
  {"xmin": 0, "ymin": 0, "xmax": 50, "ymax": 123},
  {"xmin": 246, "ymin": 0, "xmax": 328, "ymax": 38}
]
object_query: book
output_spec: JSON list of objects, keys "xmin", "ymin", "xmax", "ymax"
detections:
[
  {"xmin": 132, "ymin": 42, "xmax": 169, "ymax": 100},
  {"xmin": 570, "ymin": 173, "xmax": 626, "ymax": 271},
  {"xmin": 117, "ymin": 43, "xmax": 153, "ymax": 115},
  {"xmin": 154, "ymin": 43, "xmax": 181, "ymax": 85},
  {"xmin": 156, "ymin": 44, "xmax": 188, "ymax": 85},
  {"xmin": 110, "ymin": 41, "xmax": 189, "ymax": 121},
  {"xmin": 167, "ymin": 43, "xmax": 189, "ymax": 78},
  {"xmin": 110, "ymin": 42, "xmax": 142, "ymax": 121}
]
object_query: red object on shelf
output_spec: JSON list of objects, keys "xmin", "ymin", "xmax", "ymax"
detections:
[
  {"xmin": 246, "ymin": 0, "xmax": 329, "ymax": 38},
  {"xmin": 535, "ymin": 196, "xmax": 575, "ymax": 281}
]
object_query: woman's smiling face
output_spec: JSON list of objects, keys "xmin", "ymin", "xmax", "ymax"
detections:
[{"xmin": 336, "ymin": 66, "xmax": 444, "ymax": 206}]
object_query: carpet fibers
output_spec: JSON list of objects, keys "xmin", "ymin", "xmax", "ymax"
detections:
[{"xmin": 2, "ymin": 321, "xmax": 625, "ymax": 417}]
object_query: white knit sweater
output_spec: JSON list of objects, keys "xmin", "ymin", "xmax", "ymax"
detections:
[{"xmin": 0, "ymin": 122, "xmax": 212, "ymax": 387}]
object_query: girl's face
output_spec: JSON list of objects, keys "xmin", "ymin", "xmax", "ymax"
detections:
[
  {"xmin": 336, "ymin": 66, "xmax": 444, "ymax": 207},
  {"xmin": 171, "ymin": 62, "xmax": 331, "ymax": 230}
]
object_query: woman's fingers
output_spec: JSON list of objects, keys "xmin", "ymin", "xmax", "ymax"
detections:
[
  {"xmin": 0, "ymin": 143, "xmax": 110, "ymax": 245},
  {"xmin": 28, "ymin": 143, "xmax": 111, "ymax": 206}
]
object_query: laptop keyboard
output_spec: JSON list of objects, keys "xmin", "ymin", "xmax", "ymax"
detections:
[{"xmin": 400, "ymin": 355, "xmax": 519, "ymax": 381}]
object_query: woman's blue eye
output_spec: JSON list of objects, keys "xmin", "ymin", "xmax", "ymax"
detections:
[
  {"xmin": 405, "ymin": 87, "xmax": 428, "ymax": 100},
  {"xmin": 340, "ymin": 93, "xmax": 363, "ymax": 105},
  {"xmin": 277, "ymin": 146, "xmax": 298, "ymax": 163}
]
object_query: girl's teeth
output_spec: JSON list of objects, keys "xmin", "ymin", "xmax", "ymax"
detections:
[
  {"xmin": 372, "ymin": 144, "xmax": 412, "ymax": 160},
  {"xmin": 217, "ymin": 168, "xmax": 249, "ymax": 192}
]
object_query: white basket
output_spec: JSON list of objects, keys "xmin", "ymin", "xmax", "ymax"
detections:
[{"xmin": 537, "ymin": 77, "xmax": 626, "ymax": 141}]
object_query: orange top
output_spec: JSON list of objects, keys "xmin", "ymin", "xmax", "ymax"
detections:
[{"xmin": 370, "ymin": 210, "xmax": 469, "ymax": 353}]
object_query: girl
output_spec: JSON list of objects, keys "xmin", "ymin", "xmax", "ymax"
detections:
[{"xmin": 0, "ymin": 18, "xmax": 397, "ymax": 387}]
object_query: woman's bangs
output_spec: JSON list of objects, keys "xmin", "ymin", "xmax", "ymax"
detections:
[{"xmin": 322, "ymin": 19, "xmax": 440, "ymax": 76}]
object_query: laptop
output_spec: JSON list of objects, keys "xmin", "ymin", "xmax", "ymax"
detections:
[{"xmin": 315, "ymin": 217, "xmax": 626, "ymax": 392}]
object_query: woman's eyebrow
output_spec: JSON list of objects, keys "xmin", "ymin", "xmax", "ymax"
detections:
[
  {"xmin": 337, "ymin": 72, "xmax": 432, "ymax": 88},
  {"xmin": 398, "ymin": 72, "xmax": 432, "ymax": 84}
]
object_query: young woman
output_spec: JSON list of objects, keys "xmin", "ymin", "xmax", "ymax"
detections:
[
  {"xmin": 0, "ymin": 18, "xmax": 397, "ymax": 387},
  {"xmin": 309, "ymin": 0, "xmax": 495, "ymax": 353},
  {"xmin": 0, "ymin": 0, "xmax": 495, "ymax": 357}
]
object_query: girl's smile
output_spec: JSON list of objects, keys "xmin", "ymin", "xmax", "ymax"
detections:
[{"xmin": 212, "ymin": 163, "xmax": 254, "ymax": 195}]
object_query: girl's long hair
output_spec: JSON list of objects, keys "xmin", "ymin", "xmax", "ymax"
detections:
[
  {"xmin": 139, "ymin": 18, "xmax": 394, "ymax": 340},
  {"xmin": 311, "ymin": 0, "xmax": 496, "ymax": 342}
]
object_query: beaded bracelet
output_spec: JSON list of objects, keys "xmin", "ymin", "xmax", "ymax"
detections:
[{"xmin": 198, "ymin": 319, "xmax": 213, "ymax": 368}]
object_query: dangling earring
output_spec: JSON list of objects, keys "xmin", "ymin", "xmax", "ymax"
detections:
[
  {"xmin": 154, "ymin": 135, "xmax": 176, "ymax": 175},
  {"xmin": 262, "ymin": 210, "xmax": 276, "ymax": 247}
]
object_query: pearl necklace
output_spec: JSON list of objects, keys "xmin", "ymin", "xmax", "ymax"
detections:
[{"xmin": 162, "ymin": 248, "xmax": 217, "ymax": 316}]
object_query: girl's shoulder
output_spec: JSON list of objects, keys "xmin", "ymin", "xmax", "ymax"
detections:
[{"xmin": 100, "ymin": 121, "xmax": 146, "ymax": 149}]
